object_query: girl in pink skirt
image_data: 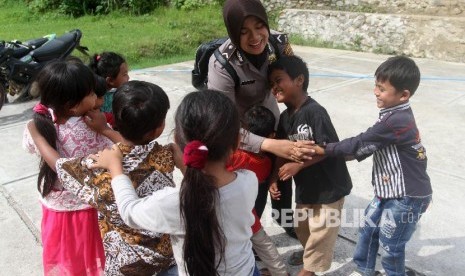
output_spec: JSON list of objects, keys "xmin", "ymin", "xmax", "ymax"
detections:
[{"xmin": 23, "ymin": 61, "xmax": 115, "ymax": 275}]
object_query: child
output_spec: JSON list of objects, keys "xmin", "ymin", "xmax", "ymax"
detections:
[
  {"xmin": 227, "ymin": 105, "xmax": 288, "ymax": 276},
  {"xmin": 93, "ymin": 74, "xmax": 115, "ymax": 127},
  {"xmin": 28, "ymin": 81, "xmax": 178, "ymax": 275},
  {"xmin": 90, "ymin": 90, "xmax": 259, "ymax": 276},
  {"xmin": 312, "ymin": 56, "xmax": 433, "ymax": 276},
  {"xmin": 267, "ymin": 55, "xmax": 353, "ymax": 276},
  {"xmin": 89, "ymin": 51, "xmax": 129, "ymax": 113},
  {"xmin": 23, "ymin": 61, "xmax": 114, "ymax": 276}
]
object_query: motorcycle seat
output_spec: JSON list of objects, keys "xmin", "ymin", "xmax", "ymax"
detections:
[{"xmin": 31, "ymin": 30, "xmax": 81, "ymax": 62}]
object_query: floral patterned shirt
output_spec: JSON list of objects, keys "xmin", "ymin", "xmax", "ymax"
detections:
[
  {"xmin": 23, "ymin": 116, "xmax": 113, "ymax": 211},
  {"xmin": 56, "ymin": 140, "xmax": 176, "ymax": 275}
]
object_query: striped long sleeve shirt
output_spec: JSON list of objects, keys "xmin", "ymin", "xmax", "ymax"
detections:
[{"xmin": 325, "ymin": 102, "xmax": 432, "ymax": 198}]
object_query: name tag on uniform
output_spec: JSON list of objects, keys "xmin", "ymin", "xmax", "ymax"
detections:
[{"xmin": 241, "ymin": 80, "xmax": 255, "ymax": 85}]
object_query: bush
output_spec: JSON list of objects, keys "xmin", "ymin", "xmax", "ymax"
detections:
[
  {"xmin": 172, "ymin": 0, "xmax": 225, "ymax": 10},
  {"xmin": 25, "ymin": 0, "xmax": 168, "ymax": 16}
]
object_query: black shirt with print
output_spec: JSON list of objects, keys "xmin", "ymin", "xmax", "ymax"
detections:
[{"xmin": 277, "ymin": 97, "xmax": 352, "ymax": 204}]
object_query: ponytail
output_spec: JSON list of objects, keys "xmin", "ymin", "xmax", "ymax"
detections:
[
  {"xmin": 179, "ymin": 141, "xmax": 225, "ymax": 275},
  {"xmin": 32, "ymin": 103, "xmax": 58, "ymax": 197},
  {"xmin": 175, "ymin": 90, "xmax": 240, "ymax": 275}
]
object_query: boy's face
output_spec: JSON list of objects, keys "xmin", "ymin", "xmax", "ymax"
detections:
[
  {"xmin": 269, "ymin": 69, "xmax": 302, "ymax": 103},
  {"xmin": 374, "ymin": 80, "xmax": 409, "ymax": 109}
]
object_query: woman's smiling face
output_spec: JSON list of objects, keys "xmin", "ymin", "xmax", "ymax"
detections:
[{"xmin": 239, "ymin": 16, "xmax": 269, "ymax": 55}]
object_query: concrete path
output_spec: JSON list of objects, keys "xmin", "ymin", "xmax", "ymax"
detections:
[{"xmin": 1, "ymin": 45, "xmax": 464, "ymax": 275}]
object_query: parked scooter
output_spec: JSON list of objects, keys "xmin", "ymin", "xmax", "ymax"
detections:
[{"xmin": 0, "ymin": 29, "xmax": 88, "ymax": 110}]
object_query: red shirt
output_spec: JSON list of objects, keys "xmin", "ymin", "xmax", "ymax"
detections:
[
  {"xmin": 226, "ymin": 149, "xmax": 272, "ymax": 183},
  {"xmin": 227, "ymin": 149, "xmax": 272, "ymax": 233},
  {"xmin": 104, "ymin": 112, "xmax": 115, "ymax": 128}
]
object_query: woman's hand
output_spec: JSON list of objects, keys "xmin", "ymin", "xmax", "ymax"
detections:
[
  {"xmin": 88, "ymin": 144, "xmax": 123, "ymax": 177},
  {"xmin": 261, "ymin": 139, "xmax": 315, "ymax": 163}
]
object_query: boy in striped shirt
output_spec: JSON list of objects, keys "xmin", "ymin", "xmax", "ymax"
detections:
[{"xmin": 313, "ymin": 56, "xmax": 432, "ymax": 276}]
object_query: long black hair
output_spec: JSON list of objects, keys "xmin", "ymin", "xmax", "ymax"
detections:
[
  {"xmin": 88, "ymin": 51, "xmax": 125, "ymax": 80},
  {"xmin": 33, "ymin": 61, "xmax": 95, "ymax": 197},
  {"xmin": 174, "ymin": 90, "xmax": 240, "ymax": 275}
]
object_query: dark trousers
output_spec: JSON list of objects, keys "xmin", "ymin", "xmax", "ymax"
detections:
[
  {"xmin": 255, "ymin": 181, "xmax": 270, "ymax": 218},
  {"xmin": 270, "ymin": 179, "xmax": 294, "ymax": 227}
]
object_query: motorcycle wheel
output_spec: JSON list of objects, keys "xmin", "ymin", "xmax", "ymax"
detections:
[
  {"xmin": 0, "ymin": 82, "xmax": 6, "ymax": 110},
  {"xmin": 12, "ymin": 82, "xmax": 33, "ymax": 103}
]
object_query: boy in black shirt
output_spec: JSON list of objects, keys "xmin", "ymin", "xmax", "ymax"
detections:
[{"xmin": 268, "ymin": 56, "xmax": 352, "ymax": 276}]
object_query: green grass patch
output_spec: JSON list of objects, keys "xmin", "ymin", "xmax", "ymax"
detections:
[{"xmin": 0, "ymin": 1, "xmax": 226, "ymax": 69}]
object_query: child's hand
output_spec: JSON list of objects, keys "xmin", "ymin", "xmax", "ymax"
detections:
[
  {"xmin": 278, "ymin": 162, "xmax": 302, "ymax": 181},
  {"xmin": 88, "ymin": 144, "xmax": 123, "ymax": 177},
  {"xmin": 269, "ymin": 182, "xmax": 281, "ymax": 200},
  {"xmin": 84, "ymin": 109, "xmax": 109, "ymax": 133},
  {"xmin": 291, "ymin": 140, "xmax": 316, "ymax": 162},
  {"xmin": 169, "ymin": 143, "xmax": 186, "ymax": 175},
  {"xmin": 312, "ymin": 144, "xmax": 326, "ymax": 155}
]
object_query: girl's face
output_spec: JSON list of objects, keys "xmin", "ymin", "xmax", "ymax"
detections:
[
  {"xmin": 94, "ymin": 96, "xmax": 105, "ymax": 110},
  {"xmin": 70, "ymin": 91, "xmax": 97, "ymax": 116},
  {"xmin": 239, "ymin": 16, "xmax": 269, "ymax": 55},
  {"xmin": 108, "ymin": 62, "xmax": 129, "ymax": 89},
  {"xmin": 269, "ymin": 69, "xmax": 302, "ymax": 103}
]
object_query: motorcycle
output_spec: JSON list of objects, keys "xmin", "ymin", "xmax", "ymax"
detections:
[{"xmin": 0, "ymin": 29, "xmax": 89, "ymax": 110}]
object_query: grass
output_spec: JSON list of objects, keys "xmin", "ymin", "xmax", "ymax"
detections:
[
  {"xmin": 0, "ymin": 1, "xmax": 226, "ymax": 69},
  {"xmin": 0, "ymin": 1, "xmax": 367, "ymax": 70}
]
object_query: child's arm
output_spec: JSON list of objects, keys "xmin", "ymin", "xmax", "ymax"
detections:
[
  {"xmin": 323, "ymin": 119, "xmax": 397, "ymax": 161},
  {"xmin": 27, "ymin": 121, "xmax": 60, "ymax": 171},
  {"xmin": 313, "ymin": 144, "xmax": 354, "ymax": 161},
  {"xmin": 277, "ymin": 154, "xmax": 327, "ymax": 181},
  {"xmin": 269, "ymin": 157, "xmax": 287, "ymax": 200},
  {"xmin": 84, "ymin": 109, "xmax": 124, "ymax": 143},
  {"xmin": 89, "ymin": 146, "xmax": 179, "ymax": 233}
]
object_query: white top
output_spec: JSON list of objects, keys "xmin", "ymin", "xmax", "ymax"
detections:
[{"xmin": 111, "ymin": 169, "xmax": 258, "ymax": 276}]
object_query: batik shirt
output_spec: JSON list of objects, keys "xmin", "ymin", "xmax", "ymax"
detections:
[
  {"xmin": 23, "ymin": 116, "xmax": 113, "ymax": 211},
  {"xmin": 56, "ymin": 140, "xmax": 176, "ymax": 276}
]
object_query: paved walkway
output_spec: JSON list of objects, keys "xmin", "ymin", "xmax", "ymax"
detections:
[{"xmin": 1, "ymin": 46, "xmax": 464, "ymax": 275}]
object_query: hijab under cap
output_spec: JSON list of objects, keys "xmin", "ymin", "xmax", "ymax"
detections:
[{"xmin": 223, "ymin": 0, "xmax": 270, "ymax": 48}]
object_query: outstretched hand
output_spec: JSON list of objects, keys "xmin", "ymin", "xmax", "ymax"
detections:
[{"xmin": 88, "ymin": 144, "xmax": 123, "ymax": 177}]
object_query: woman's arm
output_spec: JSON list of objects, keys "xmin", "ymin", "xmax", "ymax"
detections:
[
  {"xmin": 27, "ymin": 121, "xmax": 60, "ymax": 171},
  {"xmin": 261, "ymin": 138, "xmax": 315, "ymax": 163}
]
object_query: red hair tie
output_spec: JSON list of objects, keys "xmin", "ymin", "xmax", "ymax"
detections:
[
  {"xmin": 32, "ymin": 103, "xmax": 57, "ymax": 123},
  {"xmin": 183, "ymin": 140, "xmax": 209, "ymax": 169},
  {"xmin": 96, "ymin": 55, "xmax": 101, "ymax": 61},
  {"xmin": 33, "ymin": 103, "xmax": 49, "ymax": 115}
]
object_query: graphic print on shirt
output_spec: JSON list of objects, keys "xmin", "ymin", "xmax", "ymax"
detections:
[
  {"xmin": 288, "ymin": 123, "xmax": 313, "ymax": 141},
  {"xmin": 413, "ymin": 131, "xmax": 427, "ymax": 160}
]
